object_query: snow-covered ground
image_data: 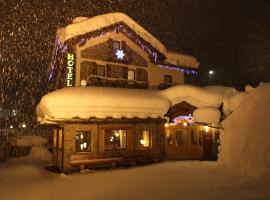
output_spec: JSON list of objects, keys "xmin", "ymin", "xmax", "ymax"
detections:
[{"xmin": 0, "ymin": 161, "xmax": 270, "ymax": 200}]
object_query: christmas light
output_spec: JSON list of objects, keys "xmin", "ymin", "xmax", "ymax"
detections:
[
  {"xmin": 173, "ymin": 114, "xmax": 194, "ymax": 125},
  {"xmin": 159, "ymin": 64, "xmax": 197, "ymax": 75},
  {"xmin": 115, "ymin": 49, "xmax": 125, "ymax": 59}
]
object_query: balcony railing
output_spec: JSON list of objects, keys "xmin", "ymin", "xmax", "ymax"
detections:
[
  {"xmin": 158, "ymin": 82, "xmax": 175, "ymax": 90},
  {"xmin": 86, "ymin": 75, "xmax": 148, "ymax": 89}
]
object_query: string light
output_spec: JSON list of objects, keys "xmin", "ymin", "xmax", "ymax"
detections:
[
  {"xmin": 48, "ymin": 22, "xmax": 197, "ymax": 80},
  {"xmin": 173, "ymin": 114, "xmax": 194, "ymax": 125}
]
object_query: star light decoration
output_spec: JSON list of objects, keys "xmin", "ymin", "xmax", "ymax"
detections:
[{"xmin": 115, "ymin": 49, "xmax": 125, "ymax": 60}]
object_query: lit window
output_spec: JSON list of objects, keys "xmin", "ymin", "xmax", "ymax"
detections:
[
  {"xmin": 128, "ymin": 69, "xmax": 135, "ymax": 80},
  {"xmin": 105, "ymin": 129, "xmax": 127, "ymax": 150},
  {"xmin": 53, "ymin": 129, "xmax": 57, "ymax": 148},
  {"xmin": 167, "ymin": 132, "xmax": 173, "ymax": 145},
  {"xmin": 138, "ymin": 130, "xmax": 150, "ymax": 148},
  {"xmin": 176, "ymin": 130, "xmax": 186, "ymax": 146},
  {"xmin": 75, "ymin": 131, "xmax": 91, "ymax": 152},
  {"xmin": 58, "ymin": 129, "xmax": 63, "ymax": 150}
]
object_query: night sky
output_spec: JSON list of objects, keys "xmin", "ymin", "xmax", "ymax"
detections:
[{"xmin": 0, "ymin": 0, "xmax": 270, "ymax": 122}]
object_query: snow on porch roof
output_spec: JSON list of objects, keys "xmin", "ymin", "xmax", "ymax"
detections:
[
  {"xmin": 36, "ymin": 87, "xmax": 170, "ymax": 124},
  {"xmin": 57, "ymin": 12, "xmax": 199, "ymax": 69}
]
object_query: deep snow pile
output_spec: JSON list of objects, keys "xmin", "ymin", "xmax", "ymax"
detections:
[
  {"xmin": 10, "ymin": 136, "xmax": 52, "ymax": 163},
  {"xmin": 218, "ymin": 83, "xmax": 270, "ymax": 177}
]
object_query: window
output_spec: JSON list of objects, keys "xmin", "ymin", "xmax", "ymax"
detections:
[
  {"xmin": 128, "ymin": 69, "xmax": 135, "ymax": 80},
  {"xmin": 58, "ymin": 129, "xmax": 63, "ymax": 150},
  {"xmin": 214, "ymin": 130, "xmax": 220, "ymax": 144},
  {"xmin": 97, "ymin": 65, "xmax": 105, "ymax": 77},
  {"xmin": 113, "ymin": 41, "xmax": 120, "ymax": 50},
  {"xmin": 198, "ymin": 130, "xmax": 203, "ymax": 145},
  {"xmin": 164, "ymin": 75, "xmax": 172, "ymax": 84},
  {"xmin": 176, "ymin": 130, "xmax": 186, "ymax": 146},
  {"xmin": 104, "ymin": 129, "xmax": 127, "ymax": 150},
  {"xmin": 138, "ymin": 130, "xmax": 150, "ymax": 148},
  {"xmin": 166, "ymin": 132, "xmax": 173, "ymax": 145},
  {"xmin": 75, "ymin": 131, "xmax": 92, "ymax": 152},
  {"xmin": 53, "ymin": 129, "xmax": 57, "ymax": 148},
  {"xmin": 191, "ymin": 130, "xmax": 196, "ymax": 145}
]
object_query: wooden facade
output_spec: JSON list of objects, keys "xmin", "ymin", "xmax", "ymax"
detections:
[
  {"xmin": 165, "ymin": 124, "xmax": 220, "ymax": 161},
  {"xmin": 52, "ymin": 119, "xmax": 165, "ymax": 172}
]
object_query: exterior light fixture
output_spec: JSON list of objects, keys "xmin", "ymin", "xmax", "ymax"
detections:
[
  {"xmin": 22, "ymin": 122, "xmax": 26, "ymax": 128},
  {"xmin": 81, "ymin": 79, "xmax": 87, "ymax": 87},
  {"xmin": 209, "ymin": 70, "xmax": 214, "ymax": 75},
  {"xmin": 204, "ymin": 126, "xmax": 209, "ymax": 132}
]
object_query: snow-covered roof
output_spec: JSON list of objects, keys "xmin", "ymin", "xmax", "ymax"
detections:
[
  {"xmin": 36, "ymin": 87, "xmax": 170, "ymax": 124},
  {"xmin": 160, "ymin": 85, "xmax": 238, "ymax": 108},
  {"xmin": 37, "ymin": 84, "xmax": 237, "ymax": 124},
  {"xmin": 57, "ymin": 12, "xmax": 199, "ymax": 68}
]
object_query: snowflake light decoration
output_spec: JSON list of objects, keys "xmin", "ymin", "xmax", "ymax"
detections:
[{"xmin": 115, "ymin": 49, "xmax": 125, "ymax": 60}]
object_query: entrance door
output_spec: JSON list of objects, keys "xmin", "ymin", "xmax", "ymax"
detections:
[{"xmin": 202, "ymin": 130, "xmax": 213, "ymax": 160}]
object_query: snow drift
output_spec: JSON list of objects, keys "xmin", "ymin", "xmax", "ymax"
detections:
[
  {"xmin": 10, "ymin": 136, "xmax": 52, "ymax": 163},
  {"xmin": 218, "ymin": 83, "xmax": 270, "ymax": 177}
]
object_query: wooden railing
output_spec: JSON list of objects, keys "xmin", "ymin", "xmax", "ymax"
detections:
[
  {"xmin": 158, "ymin": 82, "xmax": 175, "ymax": 90},
  {"xmin": 86, "ymin": 75, "xmax": 149, "ymax": 89}
]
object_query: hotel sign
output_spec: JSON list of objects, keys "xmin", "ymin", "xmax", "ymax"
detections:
[{"xmin": 66, "ymin": 53, "xmax": 75, "ymax": 87}]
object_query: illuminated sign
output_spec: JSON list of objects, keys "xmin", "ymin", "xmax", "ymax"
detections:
[{"xmin": 67, "ymin": 53, "xmax": 75, "ymax": 87}]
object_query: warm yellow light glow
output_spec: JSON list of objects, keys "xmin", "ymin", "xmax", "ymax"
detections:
[
  {"xmin": 115, "ymin": 133, "xmax": 120, "ymax": 137},
  {"xmin": 140, "ymin": 139, "xmax": 145, "ymax": 145},
  {"xmin": 204, "ymin": 126, "xmax": 209, "ymax": 132},
  {"xmin": 80, "ymin": 133, "xmax": 84, "ymax": 139},
  {"xmin": 165, "ymin": 123, "xmax": 169, "ymax": 127},
  {"xmin": 183, "ymin": 122, "xmax": 187, "ymax": 126}
]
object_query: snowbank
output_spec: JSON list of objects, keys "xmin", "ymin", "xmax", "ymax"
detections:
[
  {"xmin": 218, "ymin": 83, "xmax": 270, "ymax": 177},
  {"xmin": 193, "ymin": 107, "xmax": 221, "ymax": 124},
  {"xmin": 10, "ymin": 136, "xmax": 52, "ymax": 163},
  {"xmin": 57, "ymin": 12, "xmax": 199, "ymax": 68},
  {"xmin": 37, "ymin": 87, "xmax": 170, "ymax": 123},
  {"xmin": 11, "ymin": 136, "xmax": 47, "ymax": 147}
]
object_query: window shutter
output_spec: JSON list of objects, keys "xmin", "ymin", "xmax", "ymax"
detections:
[
  {"xmin": 108, "ymin": 39, "xmax": 114, "ymax": 61},
  {"xmin": 90, "ymin": 62, "xmax": 97, "ymax": 76},
  {"xmin": 106, "ymin": 64, "xmax": 112, "ymax": 78},
  {"xmin": 123, "ymin": 67, "xmax": 128, "ymax": 79},
  {"xmin": 136, "ymin": 68, "xmax": 141, "ymax": 81}
]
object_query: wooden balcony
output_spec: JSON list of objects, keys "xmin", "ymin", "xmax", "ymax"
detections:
[
  {"xmin": 158, "ymin": 82, "xmax": 175, "ymax": 90},
  {"xmin": 86, "ymin": 75, "xmax": 149, "ymax": 89}
]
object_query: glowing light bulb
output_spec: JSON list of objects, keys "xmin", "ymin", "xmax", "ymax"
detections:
[
  {"xmin": 183, "ymin": 122, "xmax": 187, "ymax": 126},
  {"xmin": 140, "ymin": 140, "xmax": 145, "ymax": 145}
]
